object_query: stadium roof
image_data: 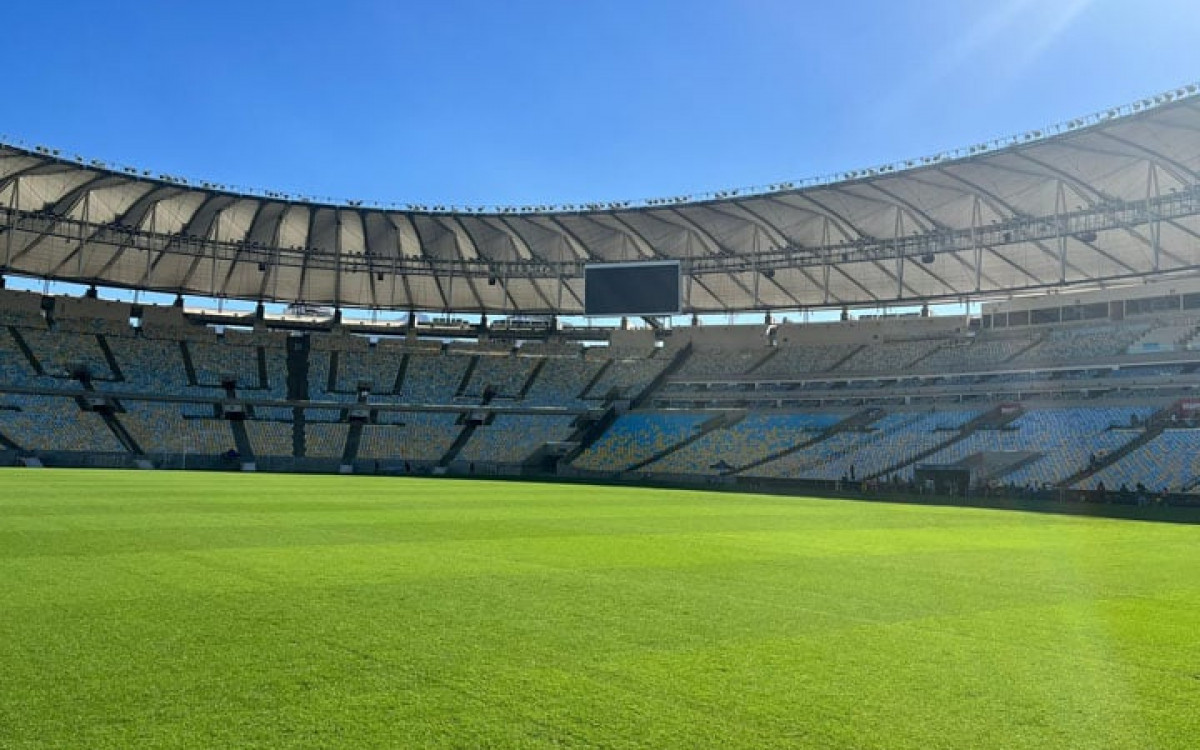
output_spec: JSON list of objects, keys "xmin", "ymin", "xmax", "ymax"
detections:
[{"xmin": 4, "ymin": 84, "xmax": 1200, "ymax": 314}]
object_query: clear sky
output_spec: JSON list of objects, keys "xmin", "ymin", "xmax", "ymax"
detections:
[
  {"xmin": 3, "ymin": 0, "xmax": 1199, "ymax": 211},
  {"xmin": 1, "ymin": 0, "xmax": 1198, "ymax": 323}
]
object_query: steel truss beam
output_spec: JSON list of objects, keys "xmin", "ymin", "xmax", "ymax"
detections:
[{"xmin": 5, "ymin": 184, "xmax": 1200, "ymax": 310}]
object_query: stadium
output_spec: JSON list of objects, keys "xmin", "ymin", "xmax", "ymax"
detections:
[
  {"xmin": 4, "ymin": 86, "xmax": 1200, "ymax": 499},
  {"xmin": 4, "ymin": 19, "xmax": 1200, "ymax": 746}
]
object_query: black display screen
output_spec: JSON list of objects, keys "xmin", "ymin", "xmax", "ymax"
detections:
[{"xmin": 584, "ymin": 262, "xmax": 681, "ymax": 316}]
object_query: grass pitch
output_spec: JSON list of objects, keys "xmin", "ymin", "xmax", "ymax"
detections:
[{"xmin": 1, "ymin": 471, "xmax": 1199, "ymax": 749}]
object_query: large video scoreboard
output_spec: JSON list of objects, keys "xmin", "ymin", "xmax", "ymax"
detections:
[{"xmin": 584, "ymin": 261, "xmax": 681, "ymax": 316}]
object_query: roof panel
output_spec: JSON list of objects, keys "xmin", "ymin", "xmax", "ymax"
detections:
[
  {"xmin": 339, "ymin": 210, "xmax": 366, "ymax": 255},
  {"xmin": 212, "ymin": 199, "xmax": 258, "ymax": 243},
  {"xmin": 277, "ymin": 205, "xmax": 310, "ymax": 250},
  {"xmin": 307, "ymin": 207, "xmax": 338, "ymax": 253},
  {"xmin": 16, "ymin": 169, "xmax": 95, "ymax": 210}
]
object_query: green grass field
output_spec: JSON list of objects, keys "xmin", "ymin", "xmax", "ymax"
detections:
[{"xmin": 1, "ymin": 470, "xmax": 1199, "ymax": 749}]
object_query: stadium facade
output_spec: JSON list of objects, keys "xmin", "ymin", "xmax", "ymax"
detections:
[{"xmin": 2, "ymin": 85, "xmax": 1200, "ymax": 502}]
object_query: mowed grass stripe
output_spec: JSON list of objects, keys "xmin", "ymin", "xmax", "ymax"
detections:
[{"xmin": 1, "ymin": 469, "xmax": 1198, "ymax": 749}]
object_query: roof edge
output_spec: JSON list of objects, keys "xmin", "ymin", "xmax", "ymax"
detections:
[{"xmin": 1, "ymin": 81, "xmax": 1198, "ymax": 215}]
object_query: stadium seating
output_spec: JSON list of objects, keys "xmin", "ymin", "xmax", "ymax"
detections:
[
  {"xmin": 460, "ymin": 354, "xmax": 536, "ymax": 399},
  {"xmin": 919, "ymin": 407, "xmax": 1155, "ymax": 486},
  {"xmin": 5, "ymin": 284, "xmax": 1200, "ymax": 500},
  {"xmin": 100, "ymin": 335, "xmax": 191, "ymax": 394},
  {"xmin": 1127, "ymin": 318, "xmax": 1200, "ymax": 353},
  {"xmin": 746, "ymin": 410, "xmax": 978, "ymax": 481},
  {"xmin": 17, "ymin": 327, "xmax": 115, "ymax": 380},
  {"xmin": 916, "ymin": 335, "xmax": 1036, "ymax": 372},
  {"xmin": 307, "ymin": 352, "xmax": 359, "ymax": 402},
  {"xmin": 1080, "ymin": 429, "xmax": 1200, "ymax": 493},
  {"xmin": 639, "ymin": 412, "xmax": 846, "ymax": 475},
  {"xmin": 572, "ymin": 411, "xmax": 710, "ymax": 471},
  {"xmin": 457, "ymin": 414, "xmax": 577, "ymax": 463},
  {"xmin": 752, "ymin": 344, "xmax": 860, "ymax": 378},
  {"xmin": 582, "ymin": 352, "xmax": 670, "ymax": 399},
  {"xmin": 304, "ymin": 422, "xmax": 349, "ymax": 459},
  {"xmin": 0, "ymin": 327, "xmax": 42, "ymax": 386},
  {"xmin": 834, "ymin": 339, "xmax": 945, "ymax": 374},
  {"xmin": 357, "ymin": 412, "xmax": 463, "ymax": 462},
  {"xmin": 521, "ymin": 356, "xmax": 604, "ymax": 406},
  {"xmin": 0, "ymin": 394, "xmax": 124, "ymax": 452},
  {"xmin": 334, "ymin": 347, "xmax": 406, "ymax": 394},
  {"xmin": 180, "ymin": 402, "xmax": 219, "ymax": 418},
  {"xmin": 675, "ymin": 348, "xmax": 769, "ymax": 379},
  {"xmin": 244, "ymin": 420, "xmax": 294, "ymax": 457},
  {"xmin": 396, "ymin": 353, "xmax": 472, "ymax": 404},
  {"xmin": 253, "ymin": 406, "xmax": 295, "ymax": 420},
  {"xmin": 119, "ymin": 401, "xmax": 236, "ymax": 455},
  {"xmin": 187, "ymin": 339, "xmax": 261, "ymax": 389},
  {"xmin": 305, "ymin": 408, "xmax": 344, "ymax": 421},
  {"xmin": 1015, "ymin": 324, "xmax": 1151, "ymax": 365}
]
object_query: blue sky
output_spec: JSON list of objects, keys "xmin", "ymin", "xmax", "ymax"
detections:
[
  {"xmin": 1, "ymin": 0, "xmax": 1198, "ymax": 321},
  {"xmin": 3, "ymin": 0, "xmax": 1198, "ymax": 209}
]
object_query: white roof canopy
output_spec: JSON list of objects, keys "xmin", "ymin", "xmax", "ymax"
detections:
[{"xmin": 3, "ymin": 86, "xmax": 1200, "ymax": 313}]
